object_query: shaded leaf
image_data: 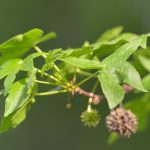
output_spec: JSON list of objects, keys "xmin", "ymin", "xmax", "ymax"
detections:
[
  {"xmin": 92, "ymin": 33, "xmax": 138, "ymax": 55},
  {"xmin": 107, "ymin": 132, "xmax": 120, "ymax": 145},
  {"xmin": 125, "ymin": 94, "xmax": 150, "ymax": 132},
  {"xmin": 0, "ymin": 100, "xmax": 32, "ymax": 133},
  {"xmin": 142, "ymin": 74, "xmax": 150, "ymax": 91},
  {"xmin": 116, "ymin": 62, "xmax": 147, "ymax": 92}
]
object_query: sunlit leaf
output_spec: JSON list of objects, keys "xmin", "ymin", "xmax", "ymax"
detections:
[
  {"xmin": 0, "ymin": 59, "xmax": 22, "ymax": 80},
  {"xmin": 138, "ymin": 55, "xmax": 150, "ymax": 72},
  {"xmin": 38, "ymin": 32, "xmax": 56, "ymax": 43},
  {"xmin": 4, "ymin": 74, "xmax": 16, "ymax": 95},
  {"xmin": 4, "ymin": 78, "xmax": 29, "ymax": 117},
  {"xmin": 0, "ymin": 29, "xmax": 43, "ymax": 65},
  {"xmin": 59, "ymin": 57, "xmax": 102, "ymax": 69}
]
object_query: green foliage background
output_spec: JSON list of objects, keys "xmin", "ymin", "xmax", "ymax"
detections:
[{"xmin": 0, "ymin": 0, "xmax": 150, "ymax": 150}]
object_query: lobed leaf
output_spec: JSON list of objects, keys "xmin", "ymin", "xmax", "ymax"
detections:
[
  {"xmin": 102, "ymin": 35, "xmax": 148, "ymax": 65},
  {"xmin": 0, "ymin": 29, "xmax": 43, "ymax": 65}
]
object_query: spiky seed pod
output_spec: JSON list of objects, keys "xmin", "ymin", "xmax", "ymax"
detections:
[
  {"xmin": 80, "ymin": 109, "xmax": 100, "ymax": 128},
  {"xmin": 106, "ymin": 107, "xmax": 138, "ymax": 137}
]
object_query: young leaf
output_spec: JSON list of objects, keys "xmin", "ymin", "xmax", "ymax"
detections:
[
  {"xmin": 0, "ymin": 29, "xmax": 43, "ymax": 65},
  {"xmin": 38, "ymin": 32, "xmax": 56, "ymax": 43},
  {"xmin": 59, "ymin": 57, "xmax": 102, "ymax": 69},
  {"xmin": 98, "ymin": 68, "xmax": 124, "ymax": 109},
  {"xmin": 0, "ymin": 59, "xmax": 22, "ymax": 80},
  {"xmin": 97, "ymin": 26, "xmax": 123, "ymax": 42}
]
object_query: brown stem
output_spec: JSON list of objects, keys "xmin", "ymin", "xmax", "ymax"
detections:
[
  {"xmin": 75, "ymin": 87, "xmax": 104, "ymax": 104},
  {"xmin": 123, "ymin": 84, "xmax": 134, "ymax": 93},
  {"xmin": 75, "ymin": 84, "xmax": 134, "ymax": 105}
]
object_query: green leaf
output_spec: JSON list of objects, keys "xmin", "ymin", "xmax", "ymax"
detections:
[
  {"xmin": 107, "ymin": 132, "xmax": 120, "ymax": 144},
  {"xmin": 125, "ymin": 94, "xmax": 150, "ymax": 132},
  {"xmin": 4, "ymin": 74, "xmax": 16, "ymax": 95},
  {"xmin": 142, "ymin": 74, "xmax": 150, "ymax": 91},
  {"xmin": 116, "ymin": 62, "xmax": 147, "ymax": 92},
  {"xmin": 0, "ymin": 29, "xmax": 43, "ymax": 65},
  {"xmin": 38, "ymin": 32, "xmax": 56, "ymax": 43},
  {"xmin": 97, "ymin": 26, "xmax": 123, "ymax": 42},
  {"xmin": 68, "ymin": 47, "xmax": 92, "ymax": 57},
  {"xmin": 138, "ymin": 55, "xmax": 150, "ymax": 72},
  {"xmin": 20, "ymin": 53, "xmax": 41, "ymax": 72},
  {"xmin": 0, "ymin": 100, "xmax": 32, "ymax": 133},
  {"xmin": 59, "ymin": 57, "xmax": 102, "ymax": 69},
  {"xmin": 98, "ymin": 68, "xmax": 124, "ymax": 109},
  {"xmin": 102, "ymin": 35, "xmax": 147, "ymax": 65},
  {"xmin": 4, "ymin": 78, "xmax": 30, "ymax": 117},
  {"xmin": 0, "ymin": 59, "xmax": 22, "ymax": 80},
  {"xmin": 92, "ymin": 33, "xmax": 139, "ymax": 59}
]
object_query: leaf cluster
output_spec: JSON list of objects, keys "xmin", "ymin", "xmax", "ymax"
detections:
[{"xmin": 0, "ymin": 26, "xmax": 149, "ymax": 143}]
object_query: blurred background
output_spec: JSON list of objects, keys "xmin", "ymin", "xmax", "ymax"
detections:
[{"xmin": 0, "ymin": 0, "xmax": 150, "ymax": 149}]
